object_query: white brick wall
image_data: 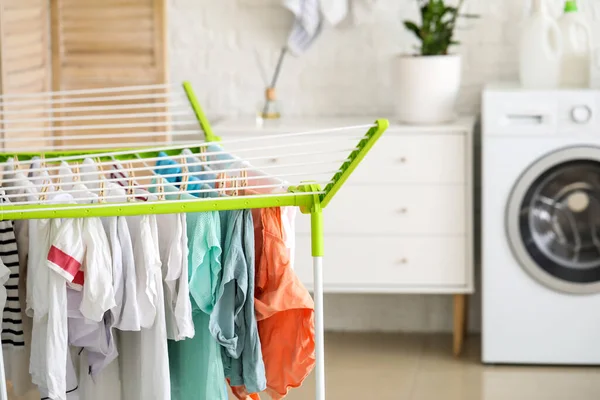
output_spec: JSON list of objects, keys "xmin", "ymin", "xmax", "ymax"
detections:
[
  {"xmin": 168, "ymin": 0, "xmax": 598, "ymax": 333},
  {"xmin": 170, "ymin": 0, "xmax": 597, "ymax": 119}
]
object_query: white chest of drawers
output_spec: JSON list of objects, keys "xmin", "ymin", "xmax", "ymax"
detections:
[{"xmin": 214, "ymin": 117, "xmax": 475, "ymax": 355}]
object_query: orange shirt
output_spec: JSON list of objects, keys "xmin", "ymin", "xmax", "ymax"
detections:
[{"xmin": 230, "ymin": 208, "xmax": 315, "ymax": 400}]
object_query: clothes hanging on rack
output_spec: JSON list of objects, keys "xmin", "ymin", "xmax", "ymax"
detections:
[
  {"xmin": 0, "ymin": 144, "xmax": 316, "ymax": 400},
  {"xmin": 1, "ymin": 162, "xmax": 37, "ymax": 397},
  {"xmin": 167, "ymin": 187, "xmax": 228, "ymax": 400},
  {"xmin": 210, "ymin": 209, "xmax": 266, "ymax": 394},
  {"xmin": 230, "ymin": 207, "xmax": 314, "ymax": 400}
]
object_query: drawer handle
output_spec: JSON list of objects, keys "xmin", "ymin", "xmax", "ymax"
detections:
[
  {"xmin": 397, "ymin": 157, "xmax": 407, "ymax": 164},
  {"xmin": 396, "ymin": 207, "xmax": 408, "ymax": 214},
  {"xmin": 269, "ymin": 158, "xmax": 279, "ymax": 164},
  {"xmin": 396, "ymin": 258, "xmax": 408, "ymax": 265}
]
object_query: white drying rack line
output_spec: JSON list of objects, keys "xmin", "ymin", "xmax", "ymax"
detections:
[
  {"xmin": 0, "ymin": 110, "xmax": 196, "ymax": 125},
  {"xmin": 3, "ymin": 181, "xmax": 333, "ymax": 207},
  {"xmin": 0, "ymin": 83, "xmax": 176, "ymax": 100},
  {"xmin": 0, "ymin": 92, "xmax": 188, "ymax": 108},
  {"xmin": 1, "ymin": 124, "xmax": 373, "ymax": 165},
  {"xmin": 1, "ymin": 170, "xmax": 340, "ymax": 200},
  {"xmin": 0, "ymin": 119, "xmax": 199, "ymax": 135},
  {"xmin": 3, "ymin": 141, "xmax": 360, "ymax": 173},
  {"xmin": 0, "ymin": 129, "xmax": 205, "ymax": 144},
  {"xmin": 0, "ymin": 191, "xmax": 325, "ymax": 215},
  {"xmin": 1, "ymin": 158, "xmax": 348, "ymax": 187},
  {"xmin": 0, "ymin": 101, "xmax": 189, "ymax": 116}
]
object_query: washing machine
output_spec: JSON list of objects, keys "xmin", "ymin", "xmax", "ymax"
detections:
[{"xmin": 482, "ymin": 84, "xmax": 600, "ymax": 365}]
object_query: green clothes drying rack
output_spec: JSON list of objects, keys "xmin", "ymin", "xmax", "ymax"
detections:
[{"xmin": 0, "ymin": 82, "xmax": 389, "ymax": 400}]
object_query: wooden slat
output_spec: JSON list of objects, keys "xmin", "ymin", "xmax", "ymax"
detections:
[
  {"xmin": 60, "ymin": 0, "xmax": 153, "ymax": 6},
  {"xmin": 64, "ymin": 53, "xmax": 155, "ymax": 67},
  {"xmin": 3, "ymin": 6, "xmax": 43, "ymax": 22},
  {"xmin": 61, "ymin": 18, "xmax": 154, "ymax": 32},
  {"xmin": 6, "ymin": 67, "xmax": 46, "ymax": 88},
  {"xmin": 59, "ymin": 6, "xmax": 153, "ymax": 21},
  {"xmin": 3, "ymin": 41, "xmax": 44, "ymax": 61},
  {"xmin": 4, "ymin": 53, "xmax": 45, "ymax": 74},
  {"xmin": 61, "ymin": 67, "xmax": 160, "ymax": 82}
]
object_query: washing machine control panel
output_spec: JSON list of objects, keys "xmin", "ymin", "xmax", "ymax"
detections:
[{"xmin": 571, "ymin": 105, "xmax": 593, "ymax": 124}]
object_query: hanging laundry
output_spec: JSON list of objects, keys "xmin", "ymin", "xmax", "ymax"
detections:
[
  {"xmin": 156, "ymin": 210, "xmax": 194, "ymax": 341},
  {"xmin": 104, "ymin": 184, "xmax": 140, "ymax": 333},
  {"xmin": 321, "ymin": 0, "xmax": 349, "ymax": 25},
  {"xmin": 253, "ymin": 207, "xmax": 315, "ymax": 399},
  {"xmin": 283, "ymin": 0, "xmax": 323, "ymax": 56},
  {"xmin": 2, "ymin": 161, "xmax": 37, "ymax": 397},
  {"xmin": 0, "ymin": 194, "xmax": 25, "ymax": 348},
  {"xmin": 163, "ymin": 178, "xmax": 227, "ymax": 400},
  {"xmin": 210, "ymin": 209, "xmax": 266, "ymax": 395},
  {"xmin": 63, "ymin": 170, "xmax": 122, "ymax": 399},
  {"xmin": 28, "ymin": 186, "xmax": 80, "ymax": 400},
  {"xmin": 202, "ymin": 144, "xmax": 296, "ymax": 269},
  {"xmin": 119, "ymin": 214, "xmax": 170, "ymax": 400}
]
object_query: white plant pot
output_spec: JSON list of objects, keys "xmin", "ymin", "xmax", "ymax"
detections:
[{"xmin": 392, "ymin": 54, "xmax": 462, "ymax": 124}]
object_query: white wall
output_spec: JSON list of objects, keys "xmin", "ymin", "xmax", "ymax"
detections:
[{"xmin": 168, "ymin": 0, "xmax": 594, "ymax": 332}]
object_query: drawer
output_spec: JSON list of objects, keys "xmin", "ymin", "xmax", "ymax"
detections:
[
  {"xmin": 296, "ymin": 185, "xmax": 467, "ymax": 235},
  {"xmin": 219, "ymin": 134, "xmax": 466, "ymax": 185},
  {"xmin": 351, "ymin": 134, "xmax": 466, "ymax": 184},
  {"xmin": 294, "ymin": 236, "xmax": 468, "ymax": 290}
]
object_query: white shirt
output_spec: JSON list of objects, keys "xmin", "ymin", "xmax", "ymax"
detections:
[
  {"xmin": 44, "ymin": 181, "xmax": 114, "ymax": 400},
  {"xmin": 156, "ymin": 213, "xmax": 193, "ymax": 341},
  {"xmin": 119, "ymin": 214, "xmax": 170, "ymax": 400},
  {"xmin": 173, "ymin": 213, "xmax": 193, "ymax": 340},
  {"xmin": 29, "ymin": 191, "xmax": 78, "ymax": 400}
]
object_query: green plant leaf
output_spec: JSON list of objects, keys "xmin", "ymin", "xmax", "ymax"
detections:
[
  {"xmin": 405, "ymin": 0, "xmax": 477, "ymax": 56},
  {"xmin": 403, "ymin": 21, "xmax": 422, "ymax": 40}
]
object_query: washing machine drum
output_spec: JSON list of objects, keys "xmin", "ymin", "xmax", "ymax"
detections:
[{"xmin": 507, "ymin": 147, "xmax": 600, "ymax": 294}]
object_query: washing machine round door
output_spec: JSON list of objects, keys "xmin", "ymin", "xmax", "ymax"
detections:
[{"xmin": 507, "ymin": 146, "xmax": 600, "ymax": 294}]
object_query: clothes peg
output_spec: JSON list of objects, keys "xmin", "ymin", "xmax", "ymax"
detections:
[
  {"xmin": 240, "ymin": 169, "xmax": 248, "ymax": 195},
  {"xmin": 179, "ymin": 157, "xmax": 189, "ymax": 200},
  {"xmin": 216, "ymin": 172, "xmax": 225, "ymax": 196},
  {"xmin": 95, "ymin": 158, "xmax": 107, "ymax": 202},
  {"xmin": 157, "ymin": 177, "xmax": 166, "ymax": 201},
  {"xmin": 232, "ymin": 178, "xmax": 239, "ymax": 197},
  {"xmin": 39, "ymin": 179, "xmax": 50, "ymax": 201},
  {"xmin": 199, "ymin": 145, "xmax": 207, "ymax": 164},
  {"xmin": 127, "ymin": 162, "xmax": 135, "ymax": 202},
  {"xmin": 73, "ymin": 163, "xmax": 81, "ymax": 183}
]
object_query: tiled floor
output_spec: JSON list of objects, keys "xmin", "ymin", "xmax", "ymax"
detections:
[
  {"xmin": 273, "ymin": 333, "xmax": 600, "ymax": 400},
  {"xmin": 9, "ymin": 333, "xmax": 600, "ymax": 399}
]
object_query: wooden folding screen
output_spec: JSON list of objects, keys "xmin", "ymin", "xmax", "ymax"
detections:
[
  {"xmin": 50, "ymin": 0, "xmax": 169, "ymax": 146},
  {"xmin": 0, "ymin": 0, "xmax": 52, "ymax": 150}
]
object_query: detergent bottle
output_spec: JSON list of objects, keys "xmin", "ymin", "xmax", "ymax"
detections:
[
  {"xmin": 558, "ymin": 0, "xmax": 592, "ymax": 87},
  {"xmin": 520, "ymin": 0, "xmax": 563, "ymax": 89}
]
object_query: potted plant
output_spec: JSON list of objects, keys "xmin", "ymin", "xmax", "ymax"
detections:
[{"xmin": 394, "ymin": 0, "xmax": 477, "ymax": 124}]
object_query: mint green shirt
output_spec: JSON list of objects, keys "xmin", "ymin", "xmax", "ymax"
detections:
[{"xmin": 155, "ymin": 182, "xmax": 227, "ymax": 400}]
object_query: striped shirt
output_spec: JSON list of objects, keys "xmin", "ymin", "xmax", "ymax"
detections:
[{"xmin": 0, "ymin": 198, "xmax": 24, "ymax": 347}]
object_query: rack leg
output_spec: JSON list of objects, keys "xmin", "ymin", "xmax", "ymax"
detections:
[
  {"xmin": 313, "ymin": 256, "xmax": 325, "ymax": 400},
  {"xmin": 311, "ymin": 209, "xmax": 325, "ymax": 400}
]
